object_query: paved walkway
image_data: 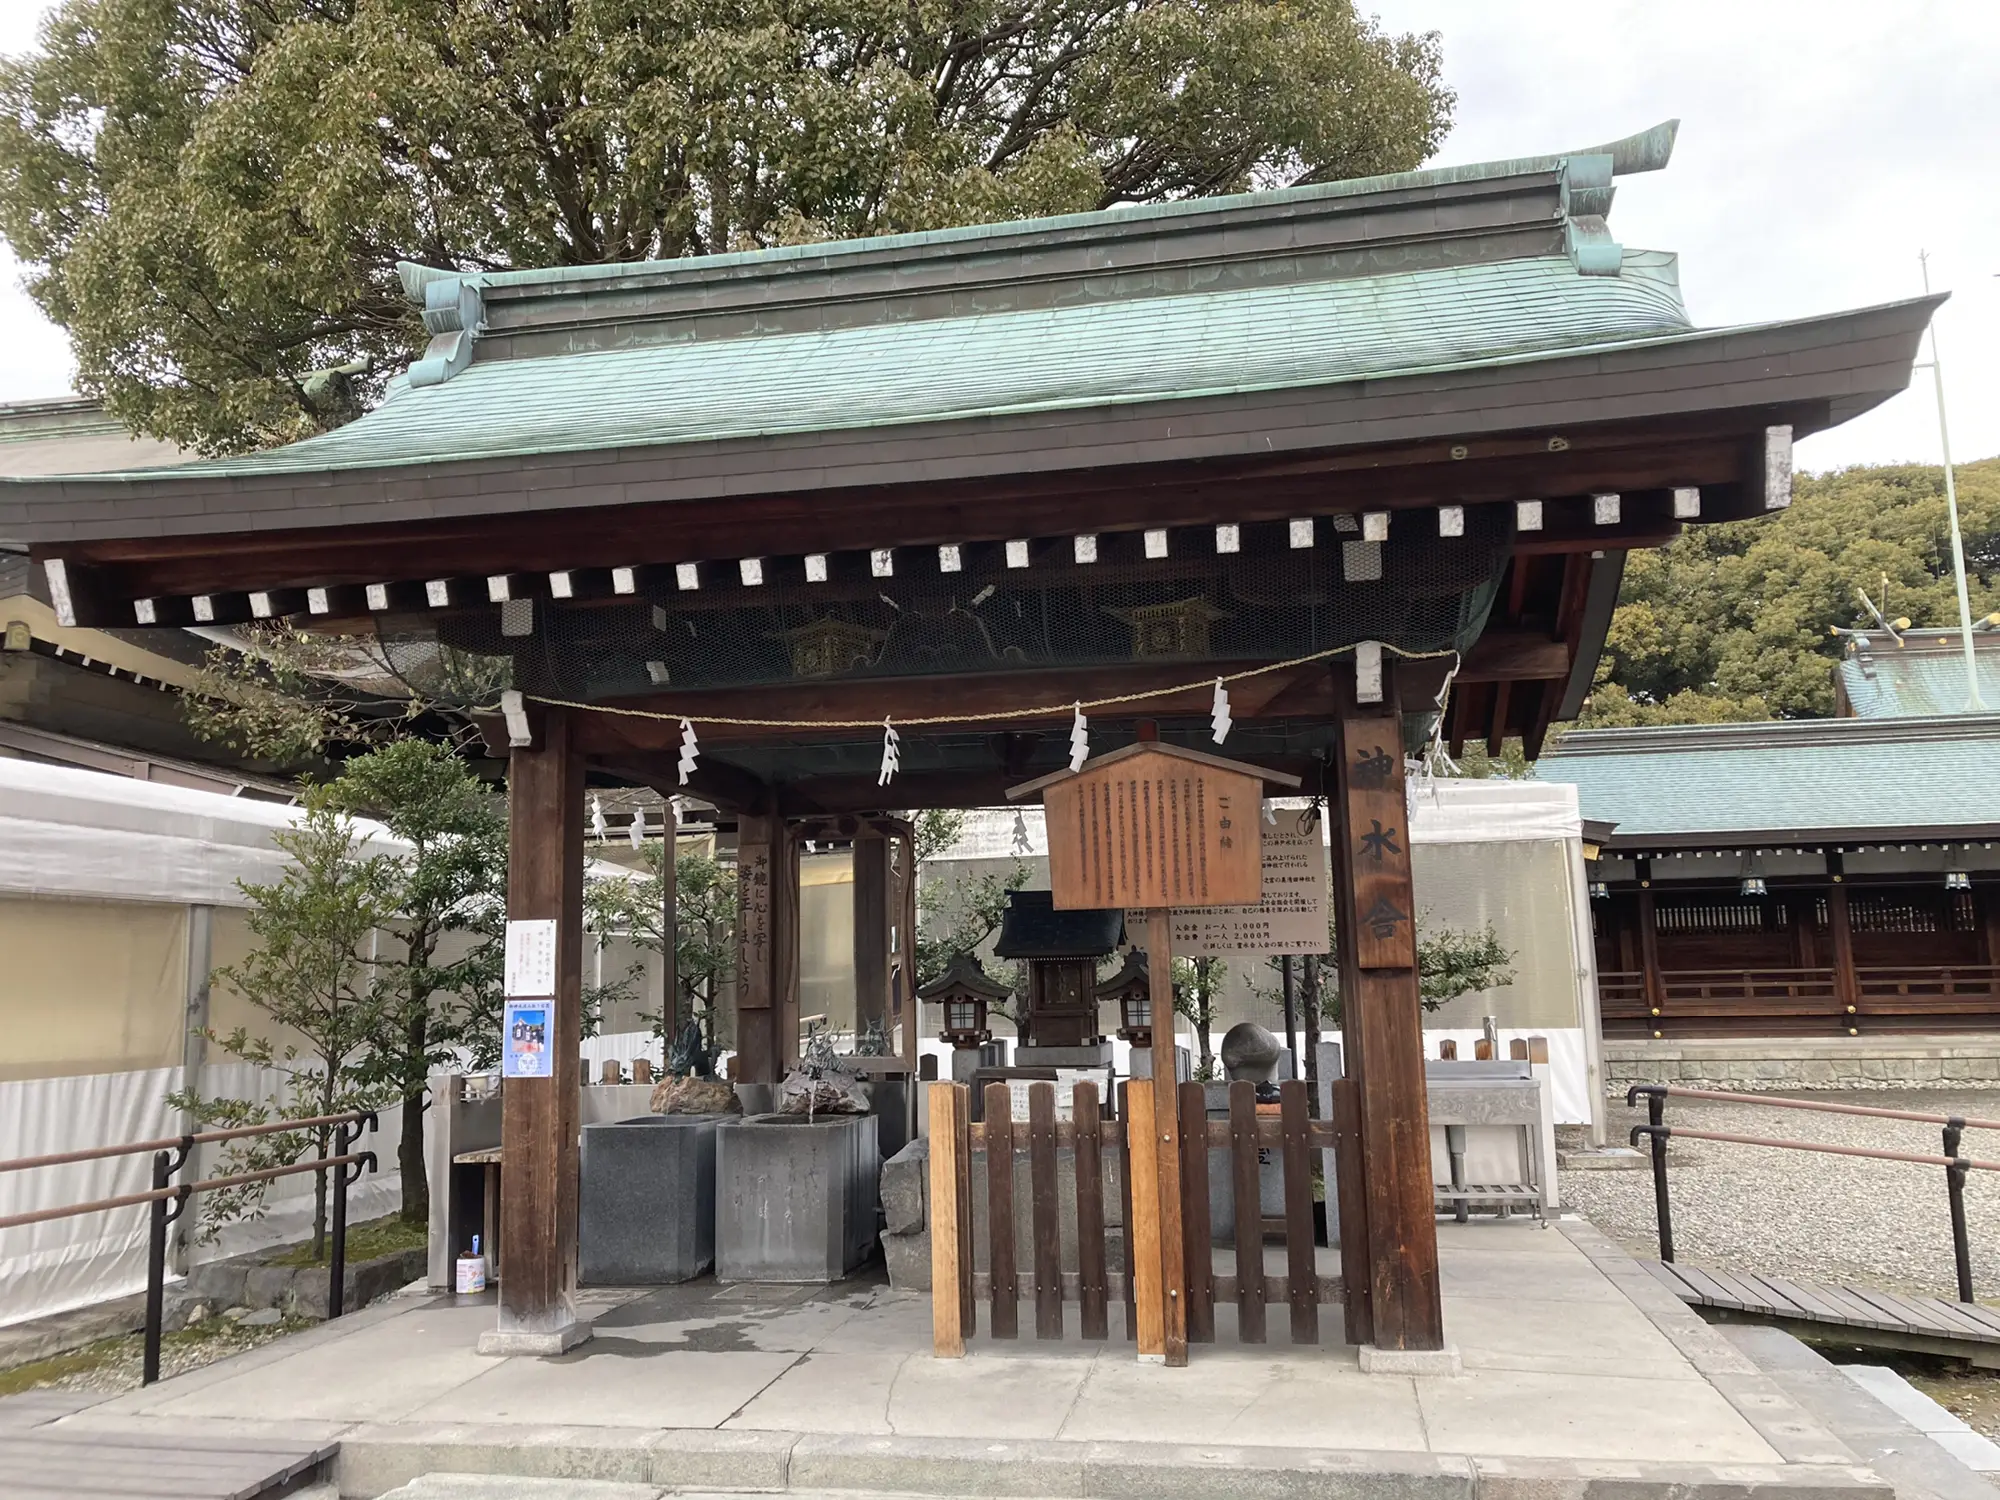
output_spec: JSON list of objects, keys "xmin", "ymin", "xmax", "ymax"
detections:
[{"xmin": 29, "ymin": 1220, "xmax": 1905, "ymax": 1496}]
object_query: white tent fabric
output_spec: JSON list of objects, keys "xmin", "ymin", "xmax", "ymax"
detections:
[{"xmin": 0, "ymin": 756, "xmax": 391, "ymax": 906}]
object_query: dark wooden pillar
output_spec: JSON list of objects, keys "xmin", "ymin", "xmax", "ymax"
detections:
[
  {"xmin": 1329, "ymin": 665, "xmax": 1444, "ymax": 1352},
  {"xmin": 854, "ymin": 833, "xmax": 891, "ymax": 1035},
  {"xmin": 1828, "ymin": 861, "xmax": 1860, "ymax": 1031},
  {"xmin": 487, "ymin": 706, "xmax": 590, "ymax": 1355},
  {"xmin": 1636, "ymin": 866, "xmax": 1664, "ymax": 1034}
]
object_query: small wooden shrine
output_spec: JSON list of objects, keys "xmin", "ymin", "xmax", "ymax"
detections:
[{"xmin": 992, "ymin": 889, "xmax": 1122, "ymax": 1063}]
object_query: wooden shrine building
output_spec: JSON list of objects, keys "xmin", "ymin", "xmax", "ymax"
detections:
[
  {"xmin": 1541, "ymin": 715, "xmax": 2000, "ymax": 1038},
  {"xmin": 0, "ymin": 120, "xmax": 1938, "ymax": 1357}
]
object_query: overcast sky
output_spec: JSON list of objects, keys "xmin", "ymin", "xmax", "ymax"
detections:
[{"xmin": 0, "ymin": 1, "xmax": 1993, "ymax": 472}]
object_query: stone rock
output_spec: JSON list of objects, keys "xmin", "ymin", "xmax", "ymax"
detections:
[
  {"xmin": 221, "ymin": 1306, "xmax": 251, "ymax": 1322},
  {"xmin": 880, "ymin": 1138, "xmax": 928, "ymax": 1238},
  {"xmin": 183, "ymin": 1302, "xmax": 209, "ymax": 1327},
  {"xmin": 650, "ymin": 1074, "xmax": 742, "ymax": 1116},
  {"xmin": 1220, "ymin": 1023, "xmax": 1281, "ymax": 1083},
  {"xmin": 239, "ymin": 1308, "xmax": 283, "ymax": 1327}
]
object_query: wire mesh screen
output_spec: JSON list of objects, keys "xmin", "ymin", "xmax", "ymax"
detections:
[{"xmin": 434, "ymin": 511, "xmax": 1509, "ymax": 708}]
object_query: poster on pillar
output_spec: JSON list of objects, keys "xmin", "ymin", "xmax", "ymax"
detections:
[
  {"xmin": 1341, "ymin": 719, "xmax": 1417, "ymax": 970},
  {"xmin": 502, "ymin": 998, "xmax": 554, "ymax": 1079},
  {"xmin": 1127, "ymin": 806, "xmax": 1328, "ymax": 956}
]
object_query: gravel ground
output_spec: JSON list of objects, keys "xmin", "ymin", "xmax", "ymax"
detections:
[
  {"xmin": 0, "ymin": 1315, "xmax": 308, "ymax": 1397},
  {"xmin": 1568, "ymin": 1088, "xmax": 2000, "ymax": 1300}
]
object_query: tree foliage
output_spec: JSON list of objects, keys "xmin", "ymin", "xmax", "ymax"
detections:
[
  {"xmin": 1171, "ymin": 954, "xmax": 1225, "ymax": 1077},
  {"xmin": 584, "ymin": 838, "xmax": 739, "ymax": 1060},
  {"xmin": 0, "ymin": 0, "xmax": 1451, "ymax": 452},
  {"xmin": 1585, "ymin": 460, "xmax": 2000, "ymax": 726},
  {"xmin": 332, "ymin": 739, "xmax": 506, "ymax": 1224},
  {"xmin": 167, "ymin": 788, "xmax": 399, "ymax": 1258}
]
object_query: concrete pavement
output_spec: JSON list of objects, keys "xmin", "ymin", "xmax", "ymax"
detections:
[{"xmin": 28, "ymin": 1220, "xmax": 1913, "ymax": 1496}]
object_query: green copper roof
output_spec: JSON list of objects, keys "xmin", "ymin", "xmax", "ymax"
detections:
[
  {"xmin": 1838, "ymin": 638, "xmax": 2000, "ymax": 718},
  {"xmin": 121, "ymin": 250, "xmax": 1691, "ymax": 480},
  {"xmin": 1537, "ymin": 716, "xmax": 2000, "ymax": 842}
]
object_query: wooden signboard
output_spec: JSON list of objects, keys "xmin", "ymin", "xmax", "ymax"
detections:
[
  {"xmin": 1339, "ymin": 723, "xmax": 1417, "ymax": 970},
  {"xmin": 1033, "ymin": 744, "xmax": 1264, "ymax": 911}
]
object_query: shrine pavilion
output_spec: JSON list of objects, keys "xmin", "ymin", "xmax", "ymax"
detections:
[{"xmin": 0, "ymin": 120, "xmax": 1938, "ymax": 1358}]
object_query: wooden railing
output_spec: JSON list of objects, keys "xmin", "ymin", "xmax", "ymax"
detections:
[
  {"xmin": 1602, "ymin": 965, "xmax": 2000, "ymax": 1037},
  {"xmin": 929, "ymin": 1077, "xmax": 1350, "ymax": 1357}
]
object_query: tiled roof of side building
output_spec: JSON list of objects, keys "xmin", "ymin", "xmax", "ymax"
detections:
[{"xmin": 1535, "ymin": 715, "xmax": 2000, "ymax": 844}]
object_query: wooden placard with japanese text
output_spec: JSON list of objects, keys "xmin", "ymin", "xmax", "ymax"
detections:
[
  {"xmin": 1044, "ymin": 747, "xmax": 1262, "ymax": 911},
  {"xmin": 1340, "ymin": 719, "xmax": 1417, "ymax": 970}
]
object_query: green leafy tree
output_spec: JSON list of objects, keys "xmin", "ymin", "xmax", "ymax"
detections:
[
  {"xmin": 1585, "ymin": 460, "xmax": 2000, "ymax": 725},
  {"xmin": 584, "ymin": 839, "xmax": 739, "ymax": 1061},
  {"xmin": 1172, "ymin": 954, "xmax": 1226, "ymax": 1078},
  {"xmin": 911, "ymin": 808, "xmax": 1031, "ymax": 1015},
  {"xmin": 167, "ymin": 788, "xmax": 398, "ymax": 1259},
  {"xmin": 1264, "ymin": 913, "xmax": 1513, "ymax": 1029},
  {"xmin": 332, "ymin": 740, "xmax": 506, "ymax": 1225},
  {"xmin": 0, "ymin": 1, "xmax": 1451, "ymax": 453}
]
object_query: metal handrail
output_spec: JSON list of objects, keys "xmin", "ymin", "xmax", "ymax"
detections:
[
  {"xmin": 0, "ymin": 1109, "xmax": 376, "ymax": 1175},
  {"xmin": 0, "ymin": 1112, "xmax": 379, "ymax": 1384},
  {"xmin": 1630, "ymin": 1083, "xmax": 2000, "ymax": 1133},
  {"xmin": 1626, "ymin": 1083, "xmax": 1980, "ymax": 1304}
]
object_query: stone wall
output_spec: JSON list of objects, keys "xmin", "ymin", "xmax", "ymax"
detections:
[{"xmin": 1605, "ymin": 1036, "xmax": 2000, "ymax": 1092}]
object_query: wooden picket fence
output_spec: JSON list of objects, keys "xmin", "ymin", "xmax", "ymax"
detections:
[{"xmin": 928, "ymin": 1077, "xmax": 1358, "ymax": 1355}]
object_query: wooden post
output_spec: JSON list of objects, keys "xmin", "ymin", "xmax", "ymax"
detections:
[
  {"xmin": 1828, "ymin": 864, "xmax": 1860, "ymax": 1030},
  {"xmin": 1637, "ymin": 878, "xmax": 1665, "ymax": 1032},
  {"xmin": 485, "ymin": 705, "xmax": 590, "ymax": 1355},
  {"xmin": 854, "ymin": 833, "xmax": 891, "ymax": 1035},
  {"xmin": 1330, "ymin": 666, "xmax": 1445, "ymax": 1352},
  {"xmin": 734, "ymin": 814, "xmax": 798, "ymax": 1081},
  {"xmin": 1126, "ymin": 1076, "xmax": 1166, "ymax": 1359},
  {"xmin": 928, "ymin": 1083, "xmax": 969, "ymax": 1357},
  {"xmin": 1146, "ymin": 908, "xmax": 1189, "ymax": 1366},
  {"xmin": 898, "ymin": 827, "xmax": 920, "ymax": 1073}
]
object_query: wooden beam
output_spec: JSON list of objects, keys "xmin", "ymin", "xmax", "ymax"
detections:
[
  {"xmin": 49, "ymin": 412, "xmax": 1781, "ymax": 598},
  {"xmin": 1329, "ymin": 662, "xmax": 1444, "ymax": 1352},
  {"xmin": 1146, "ymin": 908, "xmax": 1189, "ymax": 1368},
  {"xmin": 1459, "ymin": 631, "xmax": 1570, "ymax": 683},
  {"xmin": 490, "ymin": 705, "xmax": 590, "ymax": 1354}
]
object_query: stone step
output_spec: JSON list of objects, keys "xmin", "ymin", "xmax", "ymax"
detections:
[{"xmin": 334, "ymin": 1425, "xmax": 1896, "ymax": 1500}]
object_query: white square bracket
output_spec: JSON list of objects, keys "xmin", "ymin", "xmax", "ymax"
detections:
[
  {"xmin": 1362, "ymin": 511, "xmax": 1391, "ymax": 542},
  {"xmin": 871, "ymin": 549, "xmax": 895, "ymax": 577},
  {"xmin": 1073, "ymin": 535, "xmax": 1098, "ymax": 564},
  {"xmin": 1672, "ymin": 487, "xmax": 1701, "ymax": 519},
  {"xmin": 1592, "ymin": 492, "xmax": 1622, "ymax": 525},
  {"xmin": 1516, "ymin": 500, "xmax": 1544, "ymax": 532},
  {"xmin": 1288, "ymin": 518, "xmax": 1314, "ymax": 549},
  {"xmin": 1355, "ymin": 640, "xmax": 1384, "ymax": 704},
  {"xmin": 1144, "ymin": 529, "xmax": 1169, "ymax": 559},
  {"xmin": 1214, "ymin": 524, "xmax": 1240, "ymax": 554},
  {"xmin": 1437, "ymin": 505, "xmax": 1465, "ymax": 537},
  {"xmin": 1005, "ymin": 540, "xmax": 1031, "ymax": 569},
  {"xmin": 805, "ymin": 553, "xmax": 829, "ymax": 583}
]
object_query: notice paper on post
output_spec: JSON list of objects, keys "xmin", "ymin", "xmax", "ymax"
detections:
[{"xmin": 504, "ymin": 918, "xmax": 557, "ymax": 997}]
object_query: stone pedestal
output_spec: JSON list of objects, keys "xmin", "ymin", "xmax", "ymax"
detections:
[
  {"xmin": 716, "ymin": 1113, "xmax": 881, "ymax": 1282},
  {"xmin": 579, "ymin": 1115, "xmax": 718, "ymax": 1285},
  {"xmin": 1013, "ymin": 1042, "xmax": 1114, "ymax": 1069}
]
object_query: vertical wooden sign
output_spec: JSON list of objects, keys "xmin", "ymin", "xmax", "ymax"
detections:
[
  {"xmin": 1340, "ymin": 724, "xmax": 1417, "ymax": 971},
  {"xmin": 735, "ymin": 815, "xmax": 777, "ymax": 1083}
]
